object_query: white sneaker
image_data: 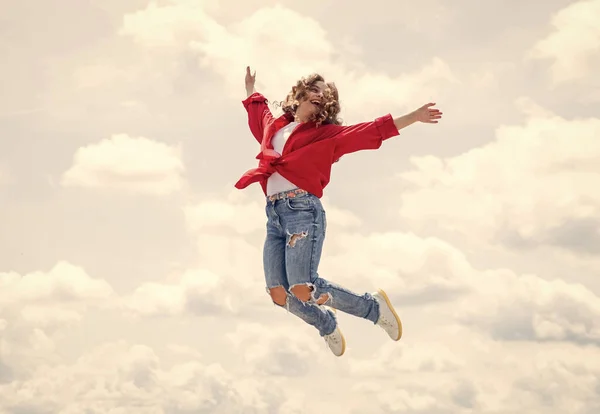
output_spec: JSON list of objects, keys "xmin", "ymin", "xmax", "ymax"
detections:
[
  {"xmin": 323, "ymin": 325, "xmax": 346, "ymax": 357},
  {"xmin": 373, "ymin": 289, "xmax": 402, "ymax": 341}
]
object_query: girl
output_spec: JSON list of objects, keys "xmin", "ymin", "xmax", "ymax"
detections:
[{"xmin": 235, "ymin": 67, "xmax": 442, "ymax": 356}]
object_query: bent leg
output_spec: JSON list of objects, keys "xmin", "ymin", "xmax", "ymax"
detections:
[
  {"xmin": 288, "ymin": 273, "xmax": 380, "ymax": 324},
  {"xmin": 264, "ymin": 205, "xmax": 337, "ymax": 336},
  {"xmin": 311, "ymin": 278, "xmax": 380, "ymax": 324},
  {"xmin": 284, "ymin": 202, "xmax": 380, "ymax": 324},
  {"xmin": 268, "ymin": 286, "xmax": 287, "ymax": 306}
]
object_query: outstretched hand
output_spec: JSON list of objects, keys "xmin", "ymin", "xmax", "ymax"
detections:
[
  {"xmin": 414, "ymin": 103, "xmax": 443, "ymax": 124},
  {"xmin": 245, "ymin": 66, "xmax": 256, "ymax": 96}
]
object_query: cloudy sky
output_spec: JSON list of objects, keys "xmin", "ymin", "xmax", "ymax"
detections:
[{"xmin": 1, "ymin": 0, "xmax": 600, "ymax": 412}]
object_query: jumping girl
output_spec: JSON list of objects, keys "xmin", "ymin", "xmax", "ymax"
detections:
[{"xmin": 235, "ymin": 66, "xmax": 443, "ymax": 356}]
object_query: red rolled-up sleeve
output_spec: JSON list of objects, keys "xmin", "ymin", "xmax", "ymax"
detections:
[
  {"xmin": 242, "ymin": 92, "xmax": 274, "ymax": 144},
  {"xmin": 331, "ymin": 114, "xmax": 399, "ymax": 158}
]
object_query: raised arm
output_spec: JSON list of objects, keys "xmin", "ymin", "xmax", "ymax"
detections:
[
  {"xmin": 242, "ymin": 66, "xmax": 274, "ymax": 143},
  {"xmin": 331, "ymin": 103, "xmax": 443, "ymax": 159},
  {"xmin": 245, "ymin": 66, "xmax": 256, "ymax": 97}
]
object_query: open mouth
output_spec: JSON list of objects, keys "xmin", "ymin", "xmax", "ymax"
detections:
[{"xmin": 310, "ymin": 100, "xmax": 321, "ymax": 107}]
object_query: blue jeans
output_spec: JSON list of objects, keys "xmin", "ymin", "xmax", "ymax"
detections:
[{"xmin": 263, "ymin": 191, "xmax": 380, "ymax": 336}]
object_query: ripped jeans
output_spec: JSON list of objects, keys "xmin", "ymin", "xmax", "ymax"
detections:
[{"xmin": 263, "ymin": 191, "xmax": 380, "ymax": 336}]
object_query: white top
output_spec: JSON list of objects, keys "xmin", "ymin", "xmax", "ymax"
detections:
[{"xmin": 266, "ymin": 122, "xmax": 300, "ymax": 196}]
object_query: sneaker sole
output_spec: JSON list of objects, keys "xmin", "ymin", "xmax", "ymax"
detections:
[
  {"xmin": 377, "ymin": 288, "xmax": 402, "ymax": 341},
  {"xmin": 338, "ymin": 327, "xmax": 346, "ymax": 356}
]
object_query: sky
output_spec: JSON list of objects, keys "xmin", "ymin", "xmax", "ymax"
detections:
[{"xmin": 1, "ymin": 0, "xmax": 600, "ymax": 412}]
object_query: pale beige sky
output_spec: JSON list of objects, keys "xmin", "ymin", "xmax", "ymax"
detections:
[{"xmin": 1, "ymin": 0, "xmax": 600, "ymax": 413}]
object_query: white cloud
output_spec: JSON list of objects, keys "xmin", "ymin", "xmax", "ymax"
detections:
[
  {"xmin": 350, "ymin": 341, "xmax": 464, "ymax": 377},
  {"xmin": 0, "ymin": 340, "xmax": 292, "ymax": 414},
  {"xmin": 397, "ymin": 100, "xmax": 600, "ymax": 255},
  {"xmin": 345, "ymin": 325, "xmax": 600, "ymax": 414},
  {"xmin": 123, "ymin": 192, "xmax": 274, "ymax": 320},
  {"xmin": 124, "ymin": 268, "xmax": 236, "ymax": 317},
  {"xmin": 347, "ymin": 374, "xmax": 478, "ymax": 413},
  {"xmin": 226, "ymin": 322, "xmax": 331, "ymax": 377},
  {"xmin": 322, "ymin": 231, "xmax": 474, "ymax": 305},
  {"xmin": 120, "ymin": 0, "xmax": 218, "ymax": 49},
  {"xmin": 509, "ymin": 347, "xmax": 600, "ymax": 413},
  {"xmin": 320, "ymin": 196, "xmax": 363, "ymax": 229},
  {"xmin": 61, "ymin": 134, "xmax": 185, "ymax": 196},
  {"xmin": 19, "ymin": 306, "xmax": 83, "ymax": 328},
  {"xmin": 458, "ymin": 270, "xmax": 600, "ymax": 344},
  {"xmin": 122, "ymin": 224, "xmax": 269, "ymax": 319},
  {"xmin": 374, "ymin": 388, "xmax": 455, "ymax": 413},
  {"xmin": 0, "ymin": 261, "xmax": 113, "ymax": 308},
  {"xmin": 321, "ymin": 228, "xmax": 600, "ymax": 345},
  {"xmin": 2, "ymin": 206, "xmax": 596, "ymax": 414},
  {"xmin": 529, "ymin": 0, "xmax": 600, "ymax": 84},
  {"xmin": 0, "ymin": 262, "xmax": 115, "ymax": 378},
  {"xmin": 183, "ymin": 198, "xmax": 264, "ymax": 235},
  {"xmin": 120, "ymin": 1, "xmax": 457, "ymax": 122}
]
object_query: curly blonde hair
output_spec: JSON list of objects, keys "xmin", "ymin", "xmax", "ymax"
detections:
[{"xmin": 279, "ymin": 74, "xmax": 342, "ymax": 127}]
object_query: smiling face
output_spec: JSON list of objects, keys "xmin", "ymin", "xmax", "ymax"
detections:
[
  {"xmin": 294, "ymin": 80, "xmax": 326, "ymax": 123},
  {"xmin": 281, "ymin": 73, "xmax": 342, "ymax": 126}
]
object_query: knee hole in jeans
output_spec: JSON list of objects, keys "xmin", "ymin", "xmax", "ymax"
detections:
[{"xmin": 268, "ymin": 286, "xmax": 288, "ymax": 307}]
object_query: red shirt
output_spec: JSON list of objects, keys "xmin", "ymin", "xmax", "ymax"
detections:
[{"xmin": 234, "ymin": 92, "xmax": 400, "ymax": 198}]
